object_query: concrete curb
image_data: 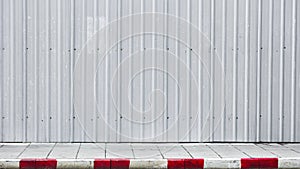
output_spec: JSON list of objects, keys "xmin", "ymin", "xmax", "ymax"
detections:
[
  {"xmin": 0, "ymin": 158, "xmax": 299, "ymax": 168},
  {"xmin": 0, "ymin": 159, "xmax": 20, "ymax": 169}
]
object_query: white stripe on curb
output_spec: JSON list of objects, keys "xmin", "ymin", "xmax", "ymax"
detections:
[
  {"xmin": 278, "ymin": 158, "xmax": 300, "ymax": 169},
  {"xmin": 204, "ymin": 158, "xmax": 241, "ymax": 169},
  {"xmin": 0, "ymin": 159, "xmax": 20, "ymax": 169},
  {"xmin": 129, "ymin": 159, "xmax": 168, "ymax": 169},
  {"xmin": 56, "ymin": 159, "xmax": 94, "ymax": 169}
]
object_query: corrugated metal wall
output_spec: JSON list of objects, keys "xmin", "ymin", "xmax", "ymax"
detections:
[{"xmin": 0, "ymin": 0, "xmax": 299, "ymax": 142}]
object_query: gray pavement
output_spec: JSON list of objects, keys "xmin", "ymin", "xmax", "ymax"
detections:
[{"xmin": 0, "ymin": 143, "xmax": 299, "ymax": 159}]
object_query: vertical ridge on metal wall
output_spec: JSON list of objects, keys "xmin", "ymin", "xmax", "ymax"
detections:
[
  {"xmin": 267, "ymin": 0, "xmax": 273, "ymax": 142},
  {"xmin": 209, "ymin": 0, "xmax": 215, "ymax": 142},
  {"xmin": 151, "ymin": 0, "xmax": 157, "ymax": 142},
  {"xmin": 175, "ymin": 0, "xmax": 180, "ymax": 142},
  {"xmin": 104, "ymin": 0, "xmax": 109, "ymax": 143},
  {"xmin": 256, "ymin": 0, "xmax": 262, "ymax": 142},
  {"xmin": 23, "ymin": 0, "xmax": 28, "ymax": 142},
  {"xmin": 197, "ymin": 0, "xmax": 203, "ymax": 142},
  {"xmin": 244, "ymin": 0, "xmax": 250, "ymax": 142},
  {"xmin": 232, "ymin": 0, "xmax": 238, "ymax": 141},
  {"xmin": 220, "ymin": 0, "xmax": 226, "ymax": 142},
  {"xmin": 45, "ymin": 0, "xmax": 50, "ymax": 142},
  {"xmin": 290, "ymin": 0, "xmax": 297, "ymax": 142},
  {"xmin": 70, "ymin": 0, "xmax": 75, "ymax": 143},
  {"xmin": 140, "ymin": 0, "xmax": 145, "ymax": 142},
  {"xmin": 129, "ymin": 0, "xmax": 133, "ymax": 142},
  {"xmin": 0, "ymin": 0, "xmax": 3, "ymax": 142},
  {"xmin": 56, "ymin": 0, "xmax": 62, "ymax": 142},
  {"xmin": 279, "ymin": 0, "xmax": 285, "ymax": 142}
]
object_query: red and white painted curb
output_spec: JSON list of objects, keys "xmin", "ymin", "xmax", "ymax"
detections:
[{"xmin": 0, "ymin": 158, "xmax": 299, "ymax": 168}]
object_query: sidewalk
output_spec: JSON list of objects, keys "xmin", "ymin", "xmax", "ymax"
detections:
[{"xmin": 0, "ymin": 143, "xmax": 299, "ymax": 168}]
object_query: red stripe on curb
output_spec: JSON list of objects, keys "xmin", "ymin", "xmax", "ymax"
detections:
[
  {"xmin": 241, "ymin": 158, "xmax": 278, "ymax": 169},
  {"xmin": 94, "ymin": 159, "xmax": 110, "ymax": 169},
  {"xmin": 110, "ymin": 159, "xmax": 130, "ymax": 169},
  {"xmin": 168, "ymin": 159, "xmax": 185, "ymax": 169},
  {"xmin": 168, "ymin": 159, "xmax": 204, "ymax": 169},
  {"xmin": 20, "ymin": 159, "xmax": 35, "ymax": 169},
  {"xmin": 20, "ymin": 159, "xmax": 57, "ymax": 169},
  {"xmin": 184, "ymin": 159, "xmax": 204, "ymax": 169},
  {"xmin": 35, "ymin": 159, "xmax": 57, "ymax": 169}
]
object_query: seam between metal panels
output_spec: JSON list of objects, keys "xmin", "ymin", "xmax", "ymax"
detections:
[
  {"xmin": 232, "ymin": 0, "xmax": 238, "ymax": 141},
  {"xmin": 93, "ymin": 0, "xmax": 97, "ymax": 142},
  {"xmin": 163, "ymin": 0, "xmax": 169, "ymax": 142},
  {"xmin": 70, "ymin": 0, "xmax": 75, "ymax": 143},
  {"xmin": 48, "ymin": 0, "xmax": 52, "ymax": 142},
  {"xmin": 151, "ymin": 0, "xmax": 157, "ymax": 142},
  {"xmin": 0, "ymin": 0, "xmax": 3, "ymax": 142},
  {"xmin": 279, "ymin": 0, "xmax": 285, "ymax": 142},
  {"xmin": 161, "ymin": 0, "xmax": 168, "ymax": 142},
  {"xmin": 198, "ymin": 0, "xmax": 203, "ymax": 142},
  {"xmin": 104, "ymin": 0, "xmax": 110, "ymax": 142},
  {"xmin": 256, "ymin": 0, "xmax": 262, "ymax": 142},
  {"xmin": 209, "ymin": 0, "xmax": 215, "ymax": 142},
  {"xmin": 187, "ymin": 0, "xmax": 192, "ymax": 142},
  {"xmin": 186, "ymin": 0, "xmax": 190, "ymax": 142},
  {"xmin": 45, "ymin": 0, "xmax": 51, "ymax": 142},
  {"xmin": 33, "ymin": 0, "xmax": 39, "ymax": 142},
  {"xmin": 221, "ymin": 0, "xmax": 227, "ymax": 142},
  {"xmin": 129, "ymin": 0, "xmax": 133, "ymax": 141},
  {"xmin": 9, "ymin": 0, "xmax": 16, "ymax": 141},
  {"xmin": 290, "ymin": 0, "xmax": 297, "ymax": 142},
  {"xmin": 117, "ymin": 0, "xmax": 122, "ymax": 142},
  {"xmin": 81, "ymin": 0, "xmax": 87, "ymax": 142},
  {"xmin": 244, "ymin": 0, "xmax": 250, "ymax": 142},
  {"xmin": 176, "ymin": 0, "xmax": 180, "ymax": 142},
  {"xmin": 56, "ymin": 0, "xmax": 62, "ymax": 142},
  {"xmin": 23, "ymin": 0, "xmax": 28, "ymax": 142},
  {"xmin": 140, "ymin": 0, "xmax": 145, "ymax": 142},
  {"xmin": 267, "ymin": 0, "xmax": 274, "ymax": 142}
]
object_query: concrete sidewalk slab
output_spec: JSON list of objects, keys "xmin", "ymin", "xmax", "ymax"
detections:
[
  {"xmin": 76, "ymin": 143, "xmax": 105, "ymax": 159},
  {"xmin": 0, "ymin": 144, "xmax": 29, "ymax": 159},
  {"xmin": 0, "ymin": 143, "xmax": 299, "ymax": 168},
  {"xmin": 48, "ymin": 143, "xmax": 80, "ymax": 159},
  {"xmin": 18, "ymin": 143, "xmax": 55, "ymax": 159}
]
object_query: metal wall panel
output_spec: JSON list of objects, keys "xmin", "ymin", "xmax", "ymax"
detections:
[{"xmin": 0, "ymin": 0, "xmax": 299, "ymax": 142}]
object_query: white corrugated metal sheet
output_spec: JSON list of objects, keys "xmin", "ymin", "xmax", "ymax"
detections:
[{"xmin": 0, "ymin": 0, "xmax": 299, "ymax": 142}]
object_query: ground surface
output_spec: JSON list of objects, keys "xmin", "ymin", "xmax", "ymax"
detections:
[
  {"xmin": 0, "ymin": 143, "xmax": 299, "ymax": 159},
  {"xmin": 1, "ymin": 143, "xmax": 300, "ymax": 168}
]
